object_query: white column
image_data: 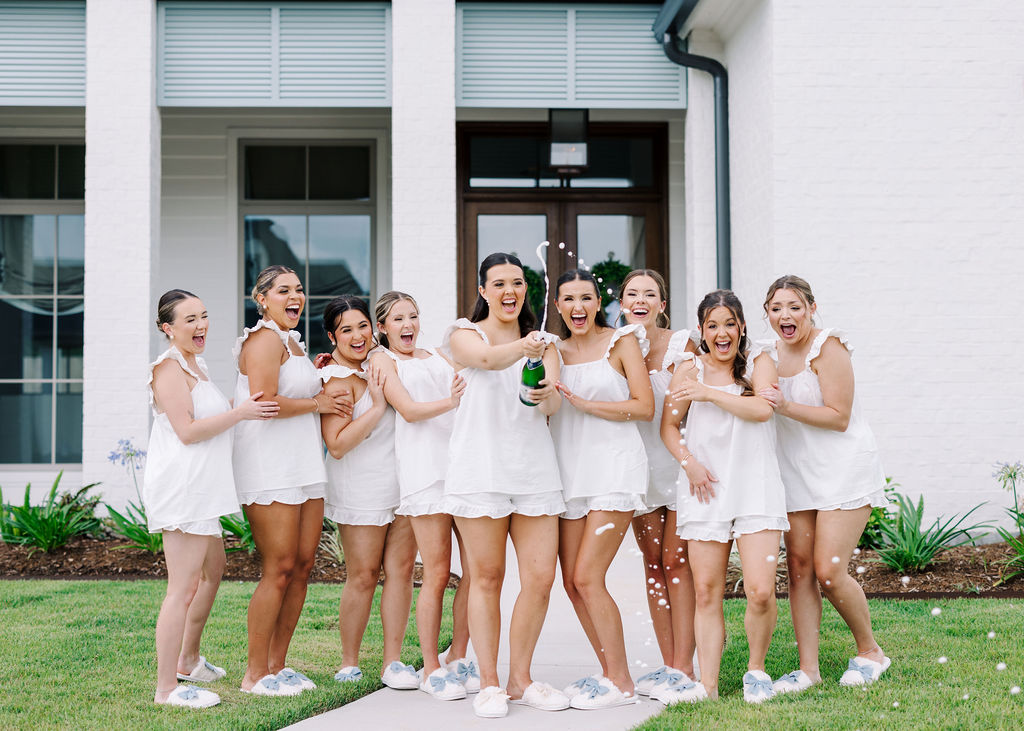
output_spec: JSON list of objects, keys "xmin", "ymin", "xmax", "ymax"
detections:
[
  {"xmin": 82, "ymin": 0, "xmax": 160, "ymax": 506},
  {"xmin": 682, "ymin": 30, "xmax": 724, "ymax": 325},
  {"xmin": 390, "ymin": 0, "xmax": 457, "ymax": 346}
]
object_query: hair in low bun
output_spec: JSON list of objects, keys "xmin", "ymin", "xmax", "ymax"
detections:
[
  {"xmin": 251, "ymin": 265, "xmax": 297, "ymax": 317},
  {"xmin": 155, "ymin": 289, "xmax": 198, "ymax": 337}
]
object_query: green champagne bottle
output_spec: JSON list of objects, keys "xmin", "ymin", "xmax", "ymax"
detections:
[{"xmin": 519, "ymin": 357, "xmax": 545, "ymax": 406}]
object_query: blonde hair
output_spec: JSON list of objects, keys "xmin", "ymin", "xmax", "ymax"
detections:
[
  {"xmin": 374, "ymin": 290, "xmax": 418, "ymax": 349},
  {"xmin": 251, "ymin": 265, "xmax": 297, "ymax": 317},
  {"xmin": 763, "ymin": 275, "xmax": 816, "ymax": 317},
  {"xmin": 618, "ymin": 269, "xmax": 670, "ymax": 328}
]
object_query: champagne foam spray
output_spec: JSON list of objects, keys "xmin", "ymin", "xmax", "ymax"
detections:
[{"xmin": 536, "ymin": 240, "xmax": 551, "ymax": 334}]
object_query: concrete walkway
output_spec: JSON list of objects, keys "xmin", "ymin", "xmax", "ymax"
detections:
[{"xmin": 286, "ymin": 530, "xmax": 672, "ymax": 731}]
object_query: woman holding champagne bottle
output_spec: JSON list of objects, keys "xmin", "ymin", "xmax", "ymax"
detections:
[{"xmin": 442, "ymin": 252, "xmax": 569, "ymax": 719}]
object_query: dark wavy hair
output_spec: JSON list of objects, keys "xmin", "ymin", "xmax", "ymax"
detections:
[
  {"xmin": 555, "ymin": 269, "xmax": 608, "ymax": 338},
  {"xmin": 470, "ymin": 252, "xmax": 537, "ymax": 337},
  {"xmin": 696, "ymin": 289, "xmax": 753, "ymax": 396},
  {"xmin": 323, "ymin": 295, "xmax": 376, "ymax": 350}
]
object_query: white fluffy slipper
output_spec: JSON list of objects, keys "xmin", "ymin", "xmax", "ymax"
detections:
[
  {"xmin": 840, "ymin": 656, "xmax": 891, "ymax": 687},
  {"xmin": 381, "ymin": 661, "xmax": 420, "ymax": 690},
  {"xmin": 446, "ymin": 657, "xmax": 481, "ymax": 694},
  {"xmin": 742, "ymin": 670, "xmax": 776, "ymax": 704},
  {"xmin": 176, "ymin": 657, "xmax": 226, "ymax": 683},
  {"xmin": 334, "ymin": 666, "xmax": 363, "ymax": 683},
  {"xmin": 654, "ymin": 678, "xmax": 709, "ymax": 705},
  {"xmin": 510, "ymin": 681, "xmax": 570, "ymax": 711},
  {"xmin": 473, "ymin": 686, "xmax": 510, "ymax": 718},
  {"xmin": 420, "ymin": 668, "xmax": 468, "ymax": 701},
  {"xmin": 773, "ymin": 669, "xmax": 815, "ymax": 695},
  {"xmin": 160, "ymin": 684, "xmax": 220, "ymax": 708},
  {"xmin": 563, "ymin": 674, "xmax": 601, "ymax": 699},
  {"xmin": 240, "ymin": 674, "xmax": 301, "ymax": 697},
  {"xmin": 568, "ymin": 677, "xmax": 636, "ymax": 710},
  {"xmin": 277, "ymin": 667, "xmax": 316, "ymax": 691}
]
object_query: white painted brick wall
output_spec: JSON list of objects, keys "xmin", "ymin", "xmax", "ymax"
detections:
[
  {"xmin": 82, "ymin": 0, "xmax": 160, "ymax": 508},
  {"xmin": 391, "ymin": 0, "xmax": 457, "ymax": 346},
  {"xmin": 699, "ymin": 0, "xmax": 1024, "ymax": 528}
]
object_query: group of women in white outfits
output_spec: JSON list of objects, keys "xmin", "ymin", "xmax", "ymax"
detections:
[{"xmin": 142, "ymin": 257, "xmax": 889, "ymax": 718}]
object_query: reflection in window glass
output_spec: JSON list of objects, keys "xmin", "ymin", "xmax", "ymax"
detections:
[
  {"xmin": 0, "ymin": 383, "xmax": 52, "ymax": 463},
  {"xmin": 577, "ymin": 215, "xmax": 647, "ymax": 323},
  {"xmin": 243, "ymin": 216, "xmax": 306, "ymax": 293},
  {"xmin": 56, "ymin": 304, "xmax": 84, "ymax": 379},
  {"xmin": 0, "ymin": 214, "xmax": 56, "ymax": 296},
  {"xmin": 308, "ymin": 215, "xmax": 371, "ymax": 296},
  {"xmin": 57, "ymin": 215, "xmax": 85, "ymax": 294},
  {"xmin": 0, "ymin": 298, "xmax": 53, "ymax": 379},
  {"xmin": 55, "ymin": 383, "xmax": 83, "ymax": 463}
]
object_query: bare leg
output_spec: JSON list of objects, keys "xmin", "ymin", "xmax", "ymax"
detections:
[
  {"xmin": 337, "ymin": 523, "xmax": 389, "ymax": 669},
  {"xmin": 631, "ymin": 509, "xmax": 674, "ymax": 667},
  {"xmin": 446, "ymin": 524, "xmax": 471, "ymax": 662},
  {"xmin": 177, "ymin": 536, "xmax": 226, "ymax": 674},
  {"xmin": 242, "ymin": 503, "xmax": 301, "ymax": 690},
  {"xmin": 453, "ymin": 515, "xmax": 509, "ymax": 690},
  {"xmin": 380, "ymin": 516, "xmax": 417, "ymax": 666},
  {"xmin": 155, "ymin": 531, "xmax": 211, "ymax": 701},
  {"xmin": 660, "ymin": 511, "xmax": 696, "ymax": 676},
  {"xmin": 558, "ymin": 517, "xmax": 607, "ymax": 676},
  {"xmin": 735, "ymin": 531, "xmax": 782, "ymax": 671},
  {"xmin": 269, "ymin": 498, "xmax": 324, "ymax": 673},
  {"xmin": 813, "ymin": 507, "xmax": 884, "ymax": 663},
  {"xmin": 505, "ymin": 514, "xmax": 559, "ymax": 699},
  {"xmin": 571, "ymin": 510, "xmax": 635, "ymax": 694},
  {"xmin": 784, "ymin": 511, "xmax": 822, "ymax": 680},
  {"xmin": 686, "ymin": 539, "xmax": 731, "ymax": 698},
  {"xmin": 410, "ymin": 514, "xmax": 453, "ymax": 675}
]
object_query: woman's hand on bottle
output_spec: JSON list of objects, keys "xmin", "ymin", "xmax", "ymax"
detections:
[
  {"xmin": 684, "ymin": 459, "xmax": 718, "ymax": 504},
  {"xmin": 367, "ymin": 363, "xmax": 388, "ymax": 409},
  {"xmin": 314, "ymin": 388, "xmax": 353, "ymax": 417},
  {"xmin": 313, "ymin": 352, "xmax": 333, "ymax": 369},
  {"xmin": 237, "ymin": 391, "xmax": 280, "ymax": 421},
  {"xmin": 449, "ymin": 373, "xmax": 467, "ymax": 408},
  {"xmin": 521, "ymin": 331, "xmax": 546, "ymax": 360},
  {"xmin": 527, "ymin": 378, "xmax": 559, "ymax": 407}
]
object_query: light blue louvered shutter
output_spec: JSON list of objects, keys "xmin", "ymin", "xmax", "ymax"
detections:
[
  {"xmin": 279, "ymin": 4, "xmax": 390, "ymax": 105},
  {"xmin": 0, "ymin": 1, "xmax": 86, "ymax": 106},
  {"xmin": 456, "ymin": 3, "xmax": 684, "ymax": 109},
  {"xmin": 158, "ymin": 2, "xmax": 390, "ymax": 107}
]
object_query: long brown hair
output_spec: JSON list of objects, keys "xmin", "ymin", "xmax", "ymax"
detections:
[{"xmin": 696, "ymin": 289, "xmax": 753, "ymax": 396}]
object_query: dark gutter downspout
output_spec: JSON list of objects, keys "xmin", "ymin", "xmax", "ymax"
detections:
[{"xmin": 661, "ymin": 33, "xmax": 732, "ymax": 290}]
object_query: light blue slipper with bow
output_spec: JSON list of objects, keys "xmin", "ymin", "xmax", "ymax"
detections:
[
  {"xmin": 446, "ymin": 657, "xmax": 481, "ymax": 694},
  {"xmin": 563, "ymin": 674, "xmax": 602, "ymax": 699},
  {"xmin": 240, "ymin": 673, "xmax": 302, "ymax": 697},
  {"xmin": 381, "ymin": 660, "xmax": 420, "ymax": 690},
  {"xmin": 568, "ymin": 677, "xmax": 636, "ymax": 710},
  {"xmin": 840, "ymin": 656, "xmax": 891, "ymax": 687},
  {"xmin": 334, "ymin": 666, "xmax": 363, "ymax": 684},
  {"xmin": 742, "ymin": 670, "xmax": 776, "ymax": 704},
  {"xmin": 277, "ymin": 667, "xmax": 316, "ymax": 691},
  {"xmin": 160, "ymin": 684, "xmax": 220, "ymax": 708},
  {"xmin": 420, "ymin": 668, "xmax": 468, "ymax": 701}
]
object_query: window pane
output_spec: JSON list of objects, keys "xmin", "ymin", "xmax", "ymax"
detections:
[
  {"xmin": 476, "ymin": 215, "xmax": 548, "ymax": 320},
  {"xmin": 309, "ymin": 146, "xmax": 370, "ymax": 201},
  {"xmin": 577, "ymin": 214, "xmax": 647, "ymax": 322},
  {"xmin": 57, "ymin": 215, "xmax": 85, "ymax": 295},
  {"xmin": 0, "ymin": 145, "xmax": 55, "ymax": 199},
  {"xmin": 243, "ymin": 299, "xmax": 261, "ymax": 330},
  {"xmin": 243, "ymin": 215, "xmax": 307, "ymax": 293},
  {"xmin": 0, "ymin": 214, "xmax": 56, "ymax": 296},
  {"xmin": 57, "ymin": 144, "xmax": 85, "ymax": 199},
  {"xmin": 468, "ymin": 137, "xmax": 558, "ymax": 188},
  {"xmin": 0, "ymin": 298, "xmax": 53, "ymax": 379},
  {"xmin": 56, "ymin": 299, "xmax": 84, "ymax": 379},
  {"xmin": 55, "ymin": 382, "xmax": 82, "ymax": 463},
  {"xmin": 569, "ymin": 138, "xmax": 654, "ymax": 188},
  {"xmin": 308, "ymin": 215, "xmax": 370, "ymax": 297},
  {"xmin": 306, "ymin": 297, "xmax": 336, "ymax": 362},
  {"xmin": 244, "ymin": 146, "xmax": 306, "ymax": 200},
  {"xmin": 0, "ymin": 383, "xmax": 52, "ymax": 463}
]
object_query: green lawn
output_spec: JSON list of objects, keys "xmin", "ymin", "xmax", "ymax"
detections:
[
  {"xmin": 639, "ymin": 597, "xmax": 1024, "ymax": 730},
  {"xmin": 0, "ymin": 581, "xmax": 452, "ymax": 731}
]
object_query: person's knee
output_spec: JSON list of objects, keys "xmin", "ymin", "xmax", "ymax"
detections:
[
  {"xmin": 520, "ymin": 565, "xmax": 555, "ymax": 601},
  {"xmin": 812, "ymin": 557, "xmax": 846, "ymax": 590},
  {"xmin": 692, "ymin": 578, "xmax": 723, "ymax": 610},
  {"xmin": 473, "ymin": 564, "xmax": 504, "ymax": 595},
  {"xmin": 348, "ymin": 564, "xmax": 382, "ymax": 593},
  {"xmin": 787, "ymin": 549, "xmax": 815, "ymax": 584},
  {"xmin": 263, "ymin": 555, "xmax": 297, "ymax": 590},
  {"xmin": 167, "ymin": 574, "xmax": 202, "ymax": 607},
  {"xmin": 572, "ymin": 566, "xmax": 604, "ymax": 601},
  {"xmin": 744, "ymin": 581, "xmax": 776, "ymax": 612}
]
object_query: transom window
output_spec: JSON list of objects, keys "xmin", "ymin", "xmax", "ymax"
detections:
[
  {"xmin": 241, "ymin": 142, "xmax": 376, "ymax": 358},
  {"xmin": 0, "ymin": 142, "xmax": 85, "ymax": 464}
]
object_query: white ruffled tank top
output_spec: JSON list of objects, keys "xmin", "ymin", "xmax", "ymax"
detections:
[
  {"xmin": 442, "ymin": 319, "xmax": 563, "ymax": 497},
  {"xmin": 550, "ymin": 324, "xmax": 650, "ymax": 502},
  {"xmin": 773, "ymin": 328, "xmax": 887, "ymax": 512},
  {"xmin": 319, "ymin": 361, "xmax": 399, "ymax": 521},
  {"xmin": 673, "ymin": 348, "xmax": 789, "ymax": 530},
  {"xmin": 379, "ymin": 348, "xmax": 456, "ymax": 498},
  {"xmin": 142, "ymin": 347, "xmax": 240, "ymax": 530},
  {"xmin": 231, "ymin": 319, "xmax": 327, "ymax": 503}
]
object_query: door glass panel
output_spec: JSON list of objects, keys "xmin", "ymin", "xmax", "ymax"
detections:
[
  {"xmin": 476, "ymin": 214, "xmax": 548, "ymax": 319},
  {"xmin": 243, "ymin": 215, "xmax": 307, "ymax": 292},
  {"xmin": 576, "ymin": 214, "xmax": 646, "ymax": 324},
  {"xmin": 0, "ymin": 214, "xmax": 55, "ymax": 296},
  {"xmin": 308, "ymin": 215, "xmax": 371, "ymax": 297}
]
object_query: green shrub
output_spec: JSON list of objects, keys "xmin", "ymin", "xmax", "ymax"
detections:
[
  {"xmin": 993, "ymin": 461, "xmax": 1024, "ymax": 586},
  {"xmin": 873, "ymin": 492, "xmax": 991, "ymax": 573},
  {"xmin": 319, "ymin": 518, "xmax": 344, "ymax": 566},
  {"xmin": 220, "ymin": 512, "xmax": 257, "ymax": 554},
  {"xmin": 0, "ymin": 473, "xmax": 102, "ymax": 554},
  {"xmin": 858, "ymin": 477, "xmax": 899, "ymax": 549},
  {"xmin": 105, "ymin": 500, "xmax": 163, "ymax": 553}
]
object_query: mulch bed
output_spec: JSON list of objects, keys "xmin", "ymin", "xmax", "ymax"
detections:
[
  {"xmin": 1, "ymin": 536, "xmax": 1020, "ymax": 597},
  {"xmin": 0, "ymin": 534, "xmax": 459, "ymax": 588}
]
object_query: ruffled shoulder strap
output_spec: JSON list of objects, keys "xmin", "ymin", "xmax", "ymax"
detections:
[
  {"xmin": 318, "ymin": 363, "xmax": 364, "ymax": 384},
  {"xmin": 194, "ymin": 355, "xmax": 211, "ymax": 379},
  {"xmin": 442, "ymin": 318, "xmax": 489, "ymax": 350},
  {"xmin": 661, "ymin": 329, "xmax": 697, "ymax": 371},
  {"xmin": 747, "ymin": 340, "xmax": 778, "ymax": 379},
  {"xmin": 232, "ymin": 318, "xmax": 291, "ymax": 368},
  {"xmin": 807, "ymin": 327, "xmax": 851, "ymax": 367},
  {"xmin": 146, "ymin": 347, "xmax": 200, "ymax": 410},
  {"xmin": 605, "ymin": 323, "xmax": 650, "ymax": 359},
  {"xmin": 674, "ymin": 351, "xmax": 703, "ymax": 382},
  {"xmin": 375, "ymin": 347, "xmax": 402, "ymax": 363}
]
